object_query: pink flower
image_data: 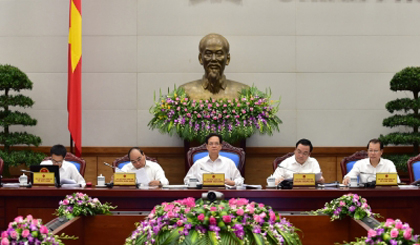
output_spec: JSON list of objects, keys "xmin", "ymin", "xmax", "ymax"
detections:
[
  {"xmin": 208, "ymin": 104, "xmax": 212, "ymax": 108},
  {"xmin": 241, "ymin": 110, "xmax": 246, "ymax": 114},
  {"xmin": 403, "ymin": 228, "xmax": 412, "ymax": 240},
  {"xmin": 223, "ymin": 104, "xmax": 227, "ymax": 107},
  {"xmin": 32, "ymin": 219, "xmax": 39, "ymax": 226},
  {"xmin": 1, "ymin": 238, "xmax": 9, "ymax": 245},
  {"xmin": 226, "ymin": 115, "xmax": 230, "ymax": 118},
  {"xmin": 385, "ymin": 218, "xmax": 395, "ymax": 227},
  {"xmin": 246, "ymin": 102, "xmax": 250, "ymax": 105},
  {"xmin": 258, "ymin": 203, "xmax": 265, "ymax": 208},
  {"xmin": 77, "ymin": 192, "xmax": 84, "ymax": 198},
  {"xmin": 250, "ymin": 107, "xmax": 254, "ymax": 111},
  {"xmin": 63, "ymin": 199, "xmax": 69, "ymax": 205},
  {"xmin": 236, "ymin": 198, "xmax": 249, "ymax": 206},
  {"xmin": 259, "ymin": 212, "xmax": 266, "ymax": 219},
  {"xmin": 209, "ymin": 216, "xmax": 217, "ymax": 225},
  {"xmin": 197, "ymin": 114, "xmax": 202, "ymax": 118},
  {"xmin": 246, "ymin": 205, "xmax": 255, "ymax": 214},
  {"xmin": 253, "ymin": 214, "xmax": 262, "ymax": 223},
  {"xmin": 212, "ymin": 99, "xmax": 216, "ymax": 103},
  {"xmin": 227, "ymin": 100, "xmax": 231, "ymax": 103},
  {"xmin": 367, "ymin": 229, "xmax": 377, "ymax": 238},
  {"xmin": 395, "ymin": 220, "xmax": 403, "ymax": 229},
  {"xmin": 26, "ymin": 215, "xmax": 33, "ymax": 221},
  {"xmin": 22, "ymin": 229, "xmax": 30, "ymax": 238},
  {"xmin": 210, "ymin": 207, "xmax": 217, "ymax": 212},
  {"xmin": 1, "ymin": 232, "xmax": 7, "ymax": 239},
  {"xmin": 176, "ymin": 220, "xmax": 183, "ymax": 226},
  {"xmin": 269, "ymin": 211, "xmax": 276, "ymax": 221},
  {"xmin": 185, "ymin": 98, "xmax": 188, "ymax": 101},
  {"xmin": 197, "ymin": 213, "xmax": 205, "ymax": 221},
  {"xmin": 216, "ymin": 103, "xmax": 220, "ymax": 107},
  {"xmin": 40, "ymin": 225, "xmax": 49, "ymax": 234},
  {"xmin": 390, "ymin": 228, "xmax": 399, "ymax": 238},
  {"xmin": 164, "ymin": 204, "xmax": 174, "ymax": 212},
  {"xmin": 9, "ymin": 231, "xmax": 17, "ymax": 239},
  {"xmin": 14, "ymin": 216, "xmax": 23, "ymax": 223},
  {"xmin": 236, "ymin": 103, "xmax": 241, "ymax": 107},
  {"xmin": 92, "ymin": 198, "xmax": 99, "ymax": 203},
  {"xmin": 222, "ymin": 215, "xmax": 231, "ymax": 223},
  {"xmin": 167, "ymin": 211, "xmax": 175, "ymax": 218},
  {"xmin": 236, "ymin": 209, "xmax": 244, "ymax": 216},
  {"xmin": 184, "ymin": 108, "xmax": 188, "ymax": 112},
  {"xmin": 183, "ymin": 197, "xmax": 196, "ymax": 207},
  {"xmin": 339, "ymin": 201, "xmax": 345, "ymax": 206},
  {"xmin": 183, "ymin": 102, "xmax": 187, "ymax": 105}
]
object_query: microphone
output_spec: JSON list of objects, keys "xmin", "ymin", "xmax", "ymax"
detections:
[
  {"xmin": 21, "ymin": 169, "xmax": 34, "ymax": 174},
  {"xmin": 360, "ymin": 172, "xmax": 376, "ymax": 175},
  {"xmin": 104, "ymin": 162, "xmax": 125, "ymax": 172},
  {"xmin": 200, "ymin": 167, "xmax": 213, "ymax": 173},
  {"xmin": 277, "ymin": 165, "xmax": 297, "ymax": 173}
]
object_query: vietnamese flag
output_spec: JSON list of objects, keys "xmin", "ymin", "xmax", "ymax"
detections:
[{"xmin": 68, "ymin": 0, "xmax": 82, "ymax": 157}]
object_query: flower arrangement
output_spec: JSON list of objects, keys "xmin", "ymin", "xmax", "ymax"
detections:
[
  {"xmin": 148, "ymin": 86, "xmax": 282, "ymax": 143},
  {"xmin": 125, "ymin": 197, "xmax": 301, "ymax": 245},
  {"xmin": 312, "ymin": 193, "xmax": 380, "ymax": 221},
  {"xmin": 55, "ymin": 192, "xmax": 116, "ymax": 220},
  {"xmin": 1, "ymin": 215, "xmax": 63, "ymax": 245},
  {"xmin": 339, "ymin": 218, "xmax": 420, "ymax": 245}
]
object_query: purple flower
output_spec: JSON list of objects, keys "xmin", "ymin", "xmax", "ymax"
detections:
[{"xmin": 349, "ymin": 206, "xmax": 356, "ymax": 212}]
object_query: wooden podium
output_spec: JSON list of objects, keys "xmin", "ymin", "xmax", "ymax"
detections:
[{"xmin": 50, "ymin": 214, "xmax": 368, "ymax": 245}]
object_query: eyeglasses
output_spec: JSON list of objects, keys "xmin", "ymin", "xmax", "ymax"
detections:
[
  {"xmin": 208, "ymin": 142, "xmax": 220, "ymax": 146},
  {"xmin": 368, "ymin": 150, "xmax": 380, "ymax": 153},
  {"xmin": 52, "ymin": 159, "xmax": 63, "ymax": 164},
  {"xmin": 295, "ymin": 149, "xmax": 310, "ymax": 157},
  {"xmin": 130, "ymin": 157, "xmax": 142, "ymax": 164}
]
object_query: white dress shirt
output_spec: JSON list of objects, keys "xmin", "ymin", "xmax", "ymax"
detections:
[
  {"xmin": 184, "ymin": 155, "xmax": 244, "ymax": 186},
  {"xmin": 271, "ymin": 155, "xmax": 321, "ymax": 180},
  {"xmin": 120, "ymin": 160, "xmax": 169, "ymax": 185},
  {"xmin": 344, "ymin": 158, "xmax": 400, "ymax": 183},
  {"xmin": 41, "ymin": 160, "xmax": 86, "ymax": 187}
]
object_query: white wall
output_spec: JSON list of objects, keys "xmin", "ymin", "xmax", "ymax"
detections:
[{"xmin": 1, "ymin": 0, "xmax": 420, "ymax": 148}]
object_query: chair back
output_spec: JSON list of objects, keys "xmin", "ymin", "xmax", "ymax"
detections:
[
  {"xmin": 340, "ymin": 150, "xmax": 368, "ymax": 178},
  {"xmin": 0, "ymin": 157, "xmax": 4, "ymax": 176},
  {"xmin": 273, "ymin": 152, "xmax": 295, "ymax": 171},
  {"xmin": 186, "ymin": 142, "xmax": 246, "ymax": 176},
  {"xmin": 407, "ymin": 154, "xmax": 420, "ymax": 183},
  {"xmin": 112, "ymin": 155, "xmax": 158, "ymax": 172},
  {"xmin": 43, "ymin": 152, "xmax": 86, "ymax": 177}
]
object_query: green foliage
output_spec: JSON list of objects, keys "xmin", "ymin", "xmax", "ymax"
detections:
[
  {"xmin": 389, "ymin": 67, "xmax": 420, "ymax": 92},
  {"xmin": 382, "ymin": 154, "xmax": 415, "ymax": 172},
  {"xmin": 0, "ymin": 64, "xmax": 44, "ymax": 168},
  {"xmin": 148, "ymin": 85, "xmax": 282, "ymax": 144},
  {"xmin": 0, "ymin": 150, "xmax": 45, "ymax": 166},
  {"xmin": 379, "ymin": 66, "xmax": 420, "ymax": 155},
  {"xmin": 55, "ymin": 192, "xmax": 117, "ymax": 220},
  {"xmin": 0, "ymin": 64, "xmax": 33, "ymax": 91}
]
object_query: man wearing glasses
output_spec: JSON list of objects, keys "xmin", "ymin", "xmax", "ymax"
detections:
[
  {"xmin": 342, "ymin": 139, "xmax": 400, "ymax": 185},
  {"xmin": 271, "ymin": 139, "xmax": 325, "ymax": 185},
  {"xmin": 120, "ymin": 147, "xmax": 169, "ymax": 186},
  {"xmin": 184, "ymin": 133, "xmax": 244, "ymax": 186},
  {"xmin": 40, "ymin": 144, "xmax": 86, "ymax": 186}
]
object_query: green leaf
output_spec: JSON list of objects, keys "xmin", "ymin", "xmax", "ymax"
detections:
[{"xmin": 159, "ymin": 227, "xmax": 183, "ymax": 245}]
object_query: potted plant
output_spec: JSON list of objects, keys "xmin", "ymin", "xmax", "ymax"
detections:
[
  {"xmin": 379, "ymin": 67, "xmax": 420, "ymax": 176},
  {"xmin": 0, "ymin": 64, "xmax": 45, "ymax": 177}
]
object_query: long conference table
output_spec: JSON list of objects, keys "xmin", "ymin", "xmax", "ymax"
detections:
[{"xmin": 0, "ymin": 185, "xmax": 419, "ymax": 233}]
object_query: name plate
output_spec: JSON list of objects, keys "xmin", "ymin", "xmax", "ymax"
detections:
[
  {"xmin": 376, "ymin": 173, "xmax": 398, "ymax": 186},
  {"xmin": 293, "ymin": 173, "xmax": 315, "ymax": 186},
  {"xmin": 114, "ymin": 173, "xmax": 136, "ymax": 185},
  {"xmin": 33, "ymin": 172, "xmax": 55, "ymax": 185},
  {"xmin": 202, "ymin": 173, "xmax": 225, "ymax": 186}
]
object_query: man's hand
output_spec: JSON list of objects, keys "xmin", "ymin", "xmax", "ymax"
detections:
[
  {"xmin": 275, "ymin": 177, "xmax": 285, "ymax": 185},
  {"xmin": 342, "ymin": 177, "xmax": 350, "ymax": 185},
  {"xmin": 317, "ymin": 176, "xmax": 325, "ymax": 184},
  {"xmin": 149, "ymin": 180, "xmax": 161, "ymax": 186},
  {"xmin": 225, "ymin": 179, "xmax": 235, "ymax": 186}
]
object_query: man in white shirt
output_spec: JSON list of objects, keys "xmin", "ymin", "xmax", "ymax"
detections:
[
  {"xmin": 184, "ymin": 133, "xmax": 244, "ymax": 186},
  {"xmin": 120, "ymin": 147, "xmax": 169, "ymax": 186},
  {"xmin": 343, "ymin": 139, "xmax": 400, "ymax": 185},
  {"xmin": 40, "ymin": 144, "xmax": 86, "ymax": 187},
  {"xmin": 271, "ymin": 139, "xmax": 325, "ymax": 185}
]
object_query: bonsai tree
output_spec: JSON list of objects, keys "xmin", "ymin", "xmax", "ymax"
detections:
[
  {"xmin": 0, "ymin": 64, "xmax": 45, "ymax": 176},
  {"xmin": 379, "ymin": 66, "xmax": 420, "ymax": 171}
]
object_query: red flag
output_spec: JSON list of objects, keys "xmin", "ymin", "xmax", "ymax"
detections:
[{"xmin": 68, "ymin": 0, "xmax": 82, "ymax": 157}]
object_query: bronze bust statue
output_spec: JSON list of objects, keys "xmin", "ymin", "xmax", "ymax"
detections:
[{"xmin": 180, "ymin": 33, "xmax": 249, "ymax": 100}]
